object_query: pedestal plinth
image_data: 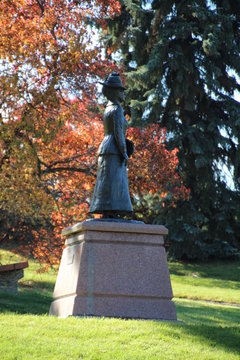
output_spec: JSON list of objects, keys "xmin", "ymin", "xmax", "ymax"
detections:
[{"xmin": 49, "ymin": 220, "xmax": 177, "ymax": 320}]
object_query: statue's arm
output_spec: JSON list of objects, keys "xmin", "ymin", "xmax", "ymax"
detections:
[{"xmin": 113, "ymin": 107, "xmax": 128, "ymax": 164}]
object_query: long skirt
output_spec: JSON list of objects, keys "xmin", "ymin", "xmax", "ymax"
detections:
[{"xmin": 89, "ymin": 154, "xmax": 133, "ymax": 214}]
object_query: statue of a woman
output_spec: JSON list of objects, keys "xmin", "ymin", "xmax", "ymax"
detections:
[{"xmin": 89, "ymin": 72, "xmax": 133, "ymax": 217}]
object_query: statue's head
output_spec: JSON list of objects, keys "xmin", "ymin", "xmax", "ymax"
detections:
[
  {"xmin": 99, "ymin": 72, "xmax": 125, "ymax": 89},
  {"xmin": 100, "ymin": 72, "xmax": 125, "ymax": 102}
]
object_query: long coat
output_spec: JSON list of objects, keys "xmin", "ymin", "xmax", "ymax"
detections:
[{"xmin": 89, "ymin": 101, "xmax": 133, "ymax": 214}]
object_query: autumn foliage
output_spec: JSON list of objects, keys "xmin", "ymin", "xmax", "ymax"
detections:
[
  {"xmin": 127, "ymin": 126, "xmax": 189, "ymax": 216},
  {"xmin": 0, "ymin": 0, "xmax": 189, "ymax": 266}
]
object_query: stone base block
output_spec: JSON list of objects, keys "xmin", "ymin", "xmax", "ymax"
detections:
[
  {"xmin": 50, "ymin": 295, "xmax": 176, "ymax": 320},
  {"xmin": 49, "ymin": 220, "xmax": 177, "ymax": 321}
]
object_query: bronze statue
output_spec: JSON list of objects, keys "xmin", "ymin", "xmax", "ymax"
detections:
[{"xmin": 89, "ymin": 72, "xmax": 133, "ymax": 218}]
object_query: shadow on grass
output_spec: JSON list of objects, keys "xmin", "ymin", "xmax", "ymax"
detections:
[
  {"xmin": 169, "ymin": 260, "xmax": 240, "ymax": 282},
  {"xmin": 179, "ymin": 322, "xmax": 240, "ymax": 356},
  {"xmin": 0, "ymin": 287, "xmax": 53, "ymax": 315},
  {"xmin": 176, "ymin": 299, "xmax": 240, "ymax": 326},
  {"xmin": 173, "ymin": 300, "xmax": 240, "ymax": 355},
  {"xmin": 20, "ymin": 280, "xmax": 55, "ymax": 291}
]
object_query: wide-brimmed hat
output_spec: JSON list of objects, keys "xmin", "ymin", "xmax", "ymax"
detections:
[{"xmin": 99, "ymin": 72, "xmax": 126, "ymax": 89}]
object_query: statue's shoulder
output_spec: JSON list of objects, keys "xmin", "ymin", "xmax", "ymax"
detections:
[
  {"xmin": 105, "ymin": 102, "xmax": 121, "ymax": 118},
  {"xmin": 106, "ymin": 102, "xmax": 118, "ymax": 110}
]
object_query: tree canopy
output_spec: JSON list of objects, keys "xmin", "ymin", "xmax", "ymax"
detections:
[
  {"xmin": 0, "ymin": 0, "xmax": 188, "ymax": 265},
  {"xmin": 105, "ymin": 0, "xmax": 240, "ymax": 259}
]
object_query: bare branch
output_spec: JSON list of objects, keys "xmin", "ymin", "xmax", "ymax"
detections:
[
  {"xmin": 42, "ymin": 166, "xmax": 95, "ymax": 176},
  {"xmin": 36, "ymin": 0, "xmax": 45, "ymax": 15}
]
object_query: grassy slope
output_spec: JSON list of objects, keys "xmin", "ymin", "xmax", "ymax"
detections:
[
  {"xmin": 0, "ymin": 306, "xmax": 239, "ymax": 360},
  {"xmin": 169, "ymin": 261, "xmax": 240, "ymax": 304},
  {"xmin": 0, "ymin": 250, "xmax": 239, "ymax": 359}
]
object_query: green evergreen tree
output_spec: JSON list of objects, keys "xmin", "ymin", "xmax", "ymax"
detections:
[{"xmin": 106, "ymin": 0, "xmax": 240, "ymax": 259}]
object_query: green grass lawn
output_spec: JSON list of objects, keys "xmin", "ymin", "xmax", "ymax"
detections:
[
  {"xmin": 169, "ymin": 261, "xmax": 240, "ymax": 304},
  {"xmin": 0, "ymin": 249, "xmax": 239, "ymax": 359}
]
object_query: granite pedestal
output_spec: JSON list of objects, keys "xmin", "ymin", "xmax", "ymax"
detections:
[{"xmin": 49, "ymin": 220, "xmax": 177, "ymax": 320}]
